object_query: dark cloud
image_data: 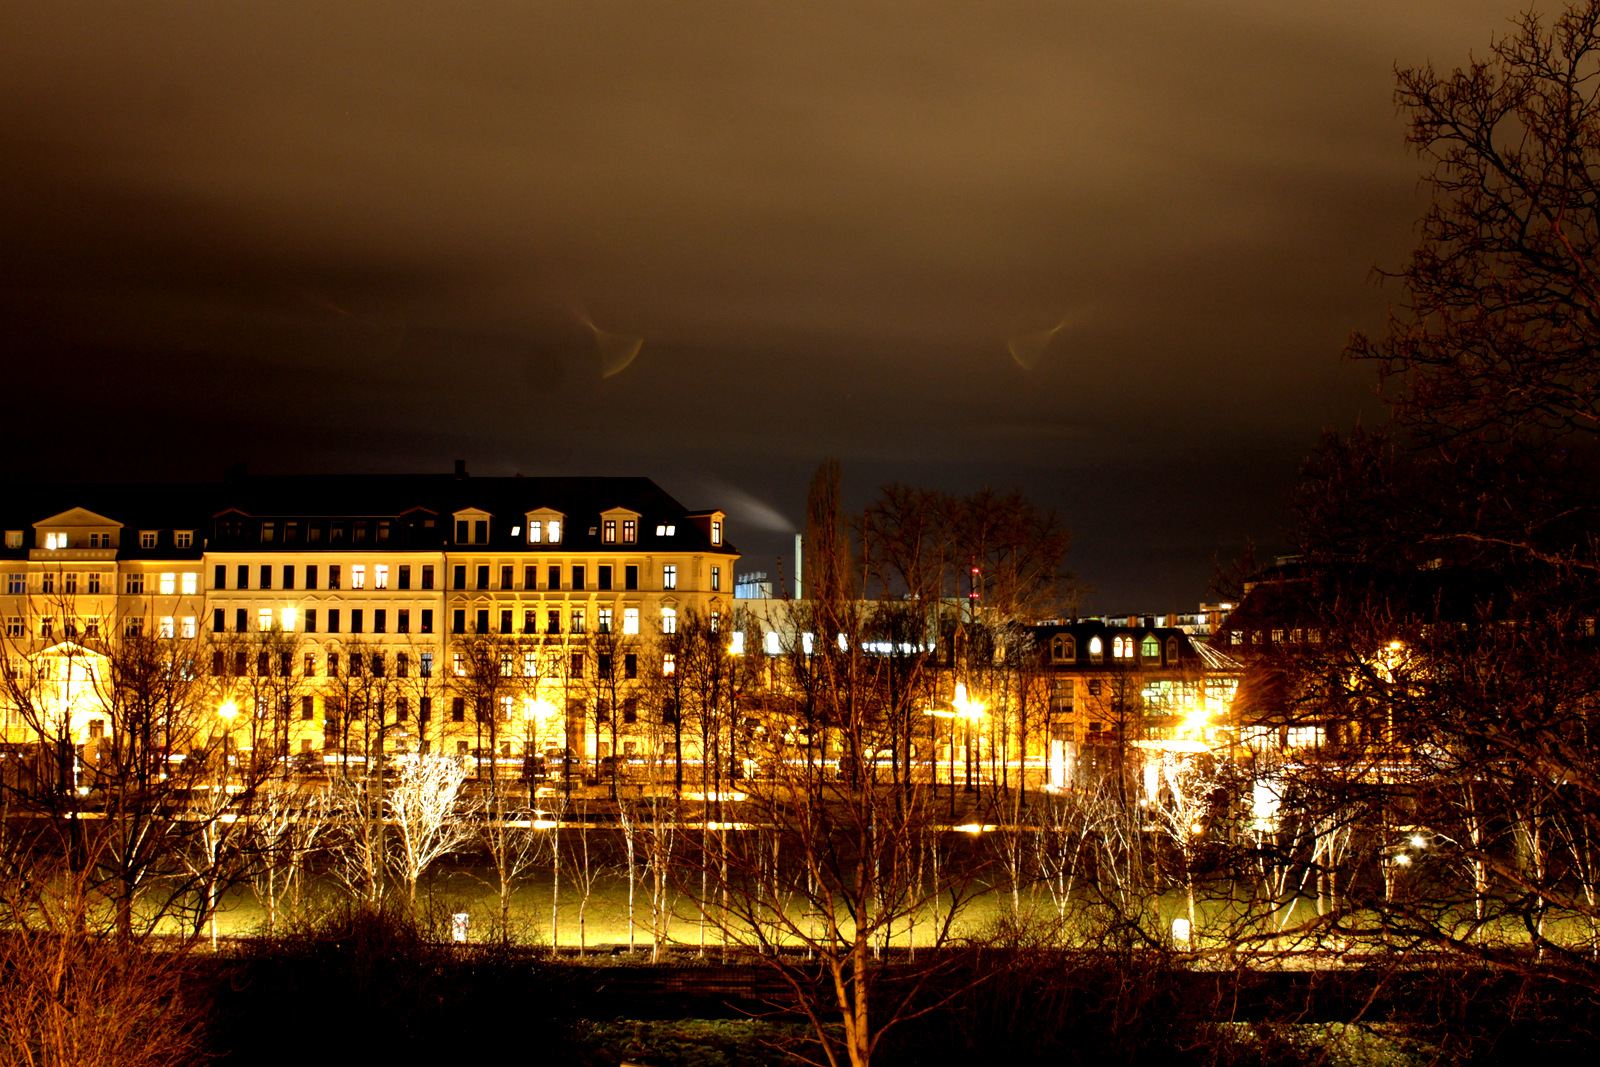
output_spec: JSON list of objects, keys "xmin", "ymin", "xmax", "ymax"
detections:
[{"xmin": 0, "ymin": 1, "xmax": 1529, "ymax": 608}]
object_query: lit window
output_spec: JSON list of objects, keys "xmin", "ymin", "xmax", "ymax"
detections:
[
  {"xmin": 181, "ymin": 616, "xmax": 197, "ymax": 639},
  {"xmin": 280, "ymin": 607, "xmax": 297, "ymax": 631},
  {"xmin": 529, "ymin": 520, "xmax": 543, "ymax": 543},
  {"xmin": 599, "ymin": 607, "xmax": 613, "ymax": 633},
  {"xmin": 602, "ymin": 519, "xmax": 615, "ymax": 543},
  {"xmin": 548, "ymin": 520, "xmax": 561, "ymax": 544},
  {"xmin": 662, "ymin": 564, "xmax": 677, "ymax": 590},
  {"xmin": 351, "ymin": 565, "xmax": 366, "ymax": 590},
  {"xmin": 802, "ymin": 633, "xmax": 814, "ymax": 654},
  {"xmin": 711, "ymin": 521, "xmax": 722, "ymax": 544},
  {"xmin": 730, "ymin": 631, "xmax": 744, "ymax": 655},
  {"xmin": 571, "ymin": 609, "xmax": 585, "ymax": 634},
  {"xmin": 258, "ymin": 609, "xmax": 273, "ymax": 632},
  {"xmin": 375, "ymin": 564, "xmax": 389, "ymax": 589},
  {"xmin": 159, "ymin": 573, "xmax": 176, "ymax": 595},
  {"xmin": 140, "ymin": 531, "xmax": 156, "ymax": 549},
  {"xmin": 159, "ymin": 616, "xmax": 175, "ymax": 639},
  {"xmin": 45, "ymin": 532, "xmax": 66, "ymax": 550},
  {"xmin": 710, "ymin": 611, "xmax": 720, "ymax": 633},
  {"xmin": 622, "ymin": 519, "xmax": 636, "ymax": 543},
  {"xmin": 655, "ymin": 524, "xmax": 676, "ymax": 536},
  {"xmin": 711, "ymin": 566, "xmax": 721, "ymax": 591},
  {"xmin": 1141, "ymin": 636, "xmax": 1160, "ymax": 660},
  {"xmin": 661, "ymin": 606, "xmax": 677, "ymax": 634},
  {"xmin": 765, "ymin": 632, "xmax": 781, "ymax": 655},
  {"xmin": 662, "ymin": 652, "xmax": 675, "ymax": 675},
  {"xmin": 523, "ymin": 651, "xmax": 538, "ymax": 677},
  {"xmin": 623, "ymin": 608, "xmax": 639, "ymax": 635},
  {"xmin": 1089, "ymin": 635, "xmax": 1104, "ymax": 663},
  {"xmin": 175, "ymin": 531, "xmax": 193, "ymax": 548}
]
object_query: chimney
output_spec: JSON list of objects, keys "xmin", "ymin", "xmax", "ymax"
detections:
[{"xmin": 454, "ymin": 459, "xmax": 467, "ymax": 479}]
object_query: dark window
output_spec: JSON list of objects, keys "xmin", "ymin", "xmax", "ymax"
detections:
[
  {"xmin": 283, "ymin": 565, "xmax": 295, "ymax": 590},
  {"xmin": 452, "ymin": 609, "xmax": 465, "ymax": 634},
  {"xmin": 421, "ymin": 565, "xmax": 434, "ymax": 590},
  {"xmin": 476, "ymin": 609, "xmax": 489, "ymax": 634},
  {"xmin": 373, "ymin": 609, "xmax": 386, "ymax": 634},
  {"xmin": 394, "ymin": 696, "xmax": 407, "ymax": 722},
  {"xmin": 711, "ymin": 566, "xmax": 721, "ymax": 592},
  {"xmin": 547, "ymin": 609, "xmax": 560, "ymax": 634},
  {"xmin": 474, "ymin": 520, "xmax": 488, "ymax": 544},
  {"xmin": 570, "ymin": 653, "xmax": 583, "ymax": 676},
  {"xmin": 500, "ymin": 565, "xmax": 513, "ymax": 589},
  {"xmin": 305, "ymin": 565, "xmax": 319, "ymax": 589},
  {"xmin": 571, "ymin": 565, "xmax": 585, "ymax": 590},
  {"xmin": 599, "ymin": 653, "xmax": 612, "ymax": 678},
  {"xmin": 453, "ymin": 565, "xmax": 466, "ymax": 590},
  {"xmin": 397, "ymin": 652, "xmax": 409, "ymax": 677},
  {"xmin": 419, "ymin": 697, "xmax": 432, "ymax": 723},
  {"xmin": 623, "ymin": 696, "xmax": 638, "ymax": 724},
  {"xmin": 523, "ymin": 610, "xmax": 536, "ymax": 634},
  {"xmin": 456, "ymin": 519, "xmax": 469, "ymax": 543},
  {"xmin": 598, "ymin": 565, "xmax": 612, "ymax": 590},
  {"xmin": 377, "ymin": 520, "xmax": 390, "ymax": 543},
  {"xmin": 397, "ymin": 565, "xmax": 411, "ymax": 590},
  {"xmin": 237, "ymin": 564, "xmax": 249, "ymax": 590},
  {"xmin": 624, "ymin": 653, "xmax": 637, "ymax": 679},
  {"xmin": 305, "ymin": 609, "xmax": 317, "ymax": 633},
  {"xmin": 328, "ymin": 565, "xmax": 341, "ymax": 589},
  {"xmin": 371, "ymin": 653, "xmax": 384, "ymax": 676},
  {"xmin": 328, "ymin": 652, "xmax": 340, "ymax": 676},
  {"xmin": 421, "ymin": 609, "xmax": 433, "ymax": 634},
  {"xmin": 212, "ymin": 650, "xmax": 224, "ymax": 675},
  {"xmin": 451, "ymin": 697, "xmax": 466, "ymax": 722},
  {"xmin": 328, "ymin": 609, "xmax": 341, "ymax": 633},
  {"xmin": 398, "ymin": 609, "xmax": 410, "ymax": 634},
  {"xmin": 500, "ymin": 608, "xmax": 513, "ymax": 634},
  {"xmin": 234, "ymin": 650, "xmax": 248, "ymax": 676},
  {"xmin": 259, "ymin": 564, "xmax": 272, "ymax": 590},
  {"xmin": 351, "ymin": 609, "xmax": 364, "ymax": 634},
  {"xmin": 547, "ymin": 565, "xmax": 560, "ymax": 590},
  {"xmin": 235, "ymin": 608, "xmax": 247, "ymax": 633},
  {"xmin": 476, "ymin": 565, "xmax": 490, "ymax": 589},
  {"xmin": 301, "ymin": 696, "xmax": 314, "ymax": 721},
  {"xmin": 625, "ymin": 565, "xmax": 639, "ymax": 591},
  {"xmin": 524, "ymin": 565, "xmax": 537, "ymax": 590},
  {"xmin": 212, "ymin": 608, "xmax": 224, "ymax": 632},
  {"xmin": 213, "ymin": 564, "xmax": 226, "ymax": 589},
  {"xmin": 1088, "ymin": 679, "xmax": 1102, "ymax": 696}
]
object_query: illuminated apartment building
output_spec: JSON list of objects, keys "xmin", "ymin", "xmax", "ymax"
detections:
[{"xmin": 0, "ymin": 469, "xmax": 737, "ymax": 769}]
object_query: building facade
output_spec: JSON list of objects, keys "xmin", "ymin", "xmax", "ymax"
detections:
[{"xmin": 0, "ymin": 470, "xmax": 737, "ymax": 773}]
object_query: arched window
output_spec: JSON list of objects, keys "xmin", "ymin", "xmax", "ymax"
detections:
[
  {"xmin": 1166, "ymin": 637, "xmax": 1180, "ymax": 663},
  {"xmin": 1089, "ymin": 635, "xmax": 1104, "ymax": 663},
  {"xmin": 1141, "ymin": 635, "xmax": 1160, "ymax": 660},
  {"xmin": 1050, "ymin": 634, "xmax": 1076, "ymax": 662}
]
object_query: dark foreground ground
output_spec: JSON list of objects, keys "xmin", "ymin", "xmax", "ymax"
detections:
[{"xmin": 185, "ymin": 914, "xmax": 1600, "ymax": 1067}]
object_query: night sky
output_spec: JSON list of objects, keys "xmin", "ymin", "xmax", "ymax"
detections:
[{"xmin": 0, "ymin": 2, "xmax": 1530, "ymax": 611}]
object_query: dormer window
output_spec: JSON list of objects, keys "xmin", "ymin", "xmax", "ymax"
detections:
[
  {"xmin": 174, "ymin": 531, "xmax": 193, "ymax": 549},
  {"xmin": 622, "ymin": 519, "xmax": 637, "ymax": 543},
  {"xmin": 140, "ymin": 531, "xmax": 157, "ymax": 549},
  {"xmin": 524, "ymin": 508, "xmax": 564, "ymax": 546},
  {"xmin": 711, "ymin": 520, "xmax": 722, "ymax": 545},
  {"xmin": 4, "ymin": 531, "xmax": 21, "ymax": 549},
  {"xmin": 1089, "ymin": 636, "xmax": 1104, "ymax": 663},
  {"xmin": 655, "ymin": 524, "xmax": 676, "ymax": 537},
  {"xmin": 1141, "ymin": 635, "xmax": 1160, "ymax": 660},
  {"xmin": 1050, "ymin": 634, "xmax": 1076, "ymax": 662},
  {"xmin": 603, "ymin": 519, "xmax": 616, "ymax": 543},
  {"xmin": 1166, "ymin": 638, "xmax": 1180, "ymax": 662}
]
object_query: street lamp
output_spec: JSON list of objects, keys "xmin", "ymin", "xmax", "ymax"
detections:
[
  {"xmin": 952, "ymin": 683, "xmax": 987, "ymax": 795},
  {"xmin": 523, "ymin": 697, "xmax": 558, "ymax": 779},
  {"xmin": 217, "ymin": 699, "xmax": 238, "ymax": 791}
]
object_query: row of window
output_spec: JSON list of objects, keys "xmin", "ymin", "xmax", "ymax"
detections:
[
  {"xmin": 1048, "ymin": 633, "xmax": 1181, "ymax": 664},
  {"xmin": 209, "ymin": 562, "xmax": 720, "ymax": 594},
  {"xmin": 8, "ymin": 572, "xmax": 201, "ymax": 596},
  {"xmin": 15, "ymin": 530, "xmax": 195, "ymax": 551},
  {"xmin": 1229, "ymin": 628, "xmax": 1323, "ymax": 646}
]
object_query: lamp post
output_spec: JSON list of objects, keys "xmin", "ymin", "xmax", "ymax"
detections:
[
  {"xmin": 952, "ymin": 683, "xmax": 987, "ymax": 796},
  {"xmin": 216, "ymin": 699, "xmax": 238, "ymax": 792},
  {"xmin": 523, "ymin": 697, "xmax": 557, "ymax": 785}
]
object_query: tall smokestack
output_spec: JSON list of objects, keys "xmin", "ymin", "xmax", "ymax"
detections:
[{"xmin": 794, "ymin": 533, "xmax": 803, "ymax": 600}]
